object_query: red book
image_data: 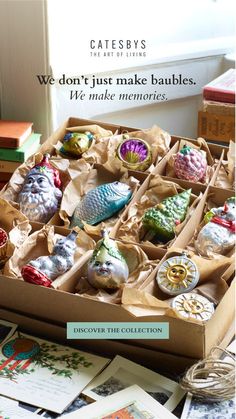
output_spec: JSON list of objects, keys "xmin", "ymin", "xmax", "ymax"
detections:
[
  {"xmin": 203, "ymin": 69, "xmax": 235, "ymax": 104},
  {"xmin": 0, "ymin": 120, "xmax": 33, "ymax": 148}
]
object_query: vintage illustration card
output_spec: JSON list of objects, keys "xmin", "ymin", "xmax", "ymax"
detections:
[
  {"xmin": 0, "ymin": 396, "xmax": 40, "ymax": 418},
  {"xmin": 0, "ymin": 320, "xmax": 17, "ymax": 345},
  {"xmin": 0, "ymin": 332, "xmax": 109, "ymax": 413},
  {"xmin": 64, "ymin": 384, "xmax": 177, "ymax": 418},
  {"xmin": 181, "ymin": 393, "xmax": 235, "ymax": 419},
  {"xmin": 82, "ymin": 354, "xmax": 185, "ymax": 411}
]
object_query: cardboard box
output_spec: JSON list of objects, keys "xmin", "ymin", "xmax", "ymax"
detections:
[
  {"xmin": 198, "ymin": 110, "xmax": 235, "ymax": 143},
  {"xmin": 153, "ymin": 139, "xmax": 224, "ymax": 187},
  {"xmin": 0, "ymin": 186, "xmax": 234, "ymax": 359},
  {"xmin": 0, "ymin": 118, "xmax": 233, "ymax": 363}
]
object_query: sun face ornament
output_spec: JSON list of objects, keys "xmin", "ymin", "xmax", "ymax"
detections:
[
  {"xmin": 156, "ymin": 254, "xmax": 199, "ymax": 296},
  {"xmin": 116, "ymin": 137, "xmax": 152, "ymax": 172},
  {"xmin": 172, "ymin": 293, "xmax": 215, "ymax": 321}
]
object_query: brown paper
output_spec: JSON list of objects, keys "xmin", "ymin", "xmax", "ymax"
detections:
[
  {"xmin": 122, "ymin": 247, "xmax": 231, "ymax": 323},
  {"xmin": 0, "ymin": 153, "xmax": 72, "ymax": 207},
  {"xmin": 165, "ymin": 137, "xmax": 215, "ymax": 183},
  {"xmin": 75, "ymin": 242, "xmax": 159, "ymax": 304},
  {"xmin": 215, "ymin": 142, "xmax": 235, "ymax": 190},
  {"xmin": 58, "ymin": 166, "xmax": 140, "ymax": 236},
  {"xmin": 80, "ymin": 125, "xmax": 171, "ymax": 175},
  {"xmin": 116, "ymin": 174, "xmax": 200, "ymax": 248},
  {"xmin": 0, "ymin": 198, "xmax": 31, "ymax": 264},
  {"xmin": 3, "ymin": 224, "xmax": 95, "ymax": 280},
  {"xmin": 54, "ymin": 124, "xmax": 114, "ymax": 163}
]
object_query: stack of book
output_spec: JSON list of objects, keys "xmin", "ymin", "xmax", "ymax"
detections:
[
  {"xmin": 0, "ymin": 120, "xmax": 41, "ymax": 189},
  {"xmin": 198, "ymin": 69, "xmax": 235, "ymax": 143}
]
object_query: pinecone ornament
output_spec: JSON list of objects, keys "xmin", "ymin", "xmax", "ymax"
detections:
[{"xmin": 174, "ymin": 145, "xmax": 207, "ymax": 182}]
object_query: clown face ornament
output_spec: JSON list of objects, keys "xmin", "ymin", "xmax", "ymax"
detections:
[
  {"xmin": 87, "ymin": 230, "xmax": 129, "ymax": 290},
  {"xmin": 18, "ymin": 154, "xmax": 62, "ymax": 223},
  {"xmin": 156, "ymin": 254, "xmax": 199, "ymax": 296},
  {"xmin": 195, "ymin": 197, "xmax": 236, "ymax": 257},
  {"xmin": 21, "ymin": 231, "xmax": 78, "ymax": 287}
]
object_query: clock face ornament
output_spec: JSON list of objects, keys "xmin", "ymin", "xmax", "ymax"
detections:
[
  {"xmin": 156, "ymin": 254, "xmax": 199, "ymax": 295},
  {"xmin": 172, "ymin": 293, "xmax": 215, "ymax": 321}
]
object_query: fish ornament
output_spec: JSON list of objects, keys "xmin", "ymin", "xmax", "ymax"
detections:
[
  {"xmin": 21, "ymin": 231, "xmax": 78, "ymax": 287},
  {"xmin": 70, "ymin": 181, "xmax": 132, "ymax": 228},
  {"xmin": 174, "ymin": 145, "xmax": 207, "ymax": 183},
  {"xmin": 87, "ymin": 229, "xmax": 129, "ymax": 290},
  {"xmin": 59, "ymin": 131, "xmax": 94, "ymax": 158},
  {"xmin": 195, "ymin": 196, "xmax": 236, "ymax": 257},
  {"xmin": 117, "ymin": 137, "xmax": 152, "ymax": 172},
  {"xmin": 142, "ymin": 189, "xmax": 191, "ymax": 243}
]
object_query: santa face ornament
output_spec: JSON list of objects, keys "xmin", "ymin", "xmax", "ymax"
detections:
[
  {"xmin": 21, "ymin": 230, "xmax": 78, "ymax": 287},
  {"xmin": 18, "ymin": 154, "xmax": 62, "ymax": 223}
]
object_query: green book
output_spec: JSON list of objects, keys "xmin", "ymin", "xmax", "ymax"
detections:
[{"xmin": 0, "ymin": 133, "xmax": 41, "ymax": 162}]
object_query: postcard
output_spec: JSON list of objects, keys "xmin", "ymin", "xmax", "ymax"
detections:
[
  {"xmin": 82, "ymin": 354, "xmax": 185, "ymax": 411},
  {"xmin": 0, "ymin": 396, "xmax": 40, "ymax": 418},
  {"xmin": 181, "ymin": 393, "xmax": 235, "ymax": 419},
  {"xmin": 0, "ymin": 332, "xmax": 109, "ymax": 414},
  {"xmin": 40, "ymin": 395, "xmax": 89, "ymax": 418},
  {"xmin": 0, "ymin": 320, "xmax": 17, "ymax": 345},
  {"xmin": 64, "ymin": 384, "xmax": 177, "ymax": 418}
]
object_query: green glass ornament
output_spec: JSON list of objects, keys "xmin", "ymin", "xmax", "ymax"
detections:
[{"xmin": 142, "ymin": 189, "xmax": 191, "ymax": 243}]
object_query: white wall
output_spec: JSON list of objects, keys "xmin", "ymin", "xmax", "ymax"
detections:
[{"xmin": 0, "ymin": 0, "xmax": 51, "ymax": 140}]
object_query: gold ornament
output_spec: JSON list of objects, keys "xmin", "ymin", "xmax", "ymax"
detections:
[
  {"xmin": 172, "ymin": 293, "xmax": 214, "ymax": 321},
  {"xmin": 157, "ymin": 255, "xmax": 199, "ymax": 295}
]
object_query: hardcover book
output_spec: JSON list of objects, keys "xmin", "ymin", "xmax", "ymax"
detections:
[
  {"xmin": 0, "ymin": 120, "xmax": 33, "ymax": 148},
  {"xmin": 203, "ymin": 69, "xmax": 236, "ymax": 104},
  {"xmin": 0, "ymin": 133, "xmax": 41, "ymax": 162}
]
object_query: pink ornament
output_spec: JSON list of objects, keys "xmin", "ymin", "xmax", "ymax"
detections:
[
  {"xmin": 18, "ymin": 154, "xmax": 62, "ymax": 223},
  {"xmin": 174, "ymin": 145, "xmax": 207, "ymax": 183}
]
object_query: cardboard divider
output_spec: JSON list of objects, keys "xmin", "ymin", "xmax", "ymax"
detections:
[
  {"xmin": 154, "ymin": 138, "xmax": 224, "ymax": 187},
  {"xmin": 113, "ymin": 174, "xmax": 205, "ymax": 249},
  {"xmin": 174, "ymin": 186, "xmax": 235, "ymax": 255}
]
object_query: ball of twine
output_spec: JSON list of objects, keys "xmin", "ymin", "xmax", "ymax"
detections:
[{"xmin": 180, "ymin": 346, "xmax": 235, "ymax": 402}]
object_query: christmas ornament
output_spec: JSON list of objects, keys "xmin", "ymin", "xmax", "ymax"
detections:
[
  {"xmin": 117, "ymin": 138, "xmax": 152, "ymax": 171},
  {"xmin": 142, "ymin": 189, "xmax": 191, "ymax": 243},
  {"xmin": 87, "ymin": 229, "xmax": 129, "ymax": 290},
  {"xmin": 21, "ymin": 230, "xmax": 78, "ymax": 287},
  {"xmin": 195, "ymin": 197, "xmax": 236, "ymax": 257},
  {"xmin": 156, "ymin": 254, "xmax": 199, "ymax": 295},
  {"xmin": 18, "ymin": 154, "xmax": 62, "ymax": 223},
  {"xmin": 70, "ymin": 182, "xmax": 132, "ymax": 228},
  {"xmin": 60, "ymin": 131, "xmax": 94, "ymax": 158},
  {"xmin": 174, "ymin": 145, "xmax": 207, "ymax": 182},
  {"xmin": 0, "ymin": 227, "xmax": 8, "ymax": 267},
  {"xmin": 172, "ymin": 293, "xmax": 214, "ymax": 321},
  {"xmin": 0, "ymin": 338, "xmax": 40, "ymax": 372}
]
